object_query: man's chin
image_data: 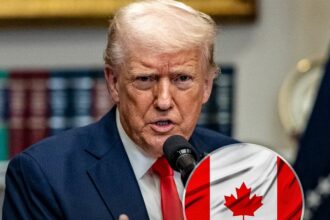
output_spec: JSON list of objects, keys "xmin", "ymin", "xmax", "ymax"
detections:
[
  {"xmin": 142, "ymin": 137, "xmax": 169, "ymax": 157},
  {"xmin": 142, "ymin": 131, "xmax": 189, "ymax": 157}
]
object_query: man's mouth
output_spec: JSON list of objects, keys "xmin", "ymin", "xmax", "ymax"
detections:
[
  {"xmin": 155, "ymin": 120, "xmax": 172, "ymax": 126},
  {"xmin": 150, "ymin": 120, "xmax": 174, "ymax": 133}
]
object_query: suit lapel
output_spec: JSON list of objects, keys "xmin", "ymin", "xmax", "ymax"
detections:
[
  {"xmin": 189, "ymin": 133, "xmax": 208, "ymax": 162},
  {"xmin": 85, "ymin": 109, "xmax": 149, "ymax": 219}
]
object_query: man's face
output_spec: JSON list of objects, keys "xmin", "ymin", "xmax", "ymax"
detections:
[{"xmin": 105, "ymin": 49, "xmax": 213, "ymax": 158}]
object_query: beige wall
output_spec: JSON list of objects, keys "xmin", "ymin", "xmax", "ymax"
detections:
[{"xmin": 216, "ymin": 0, "xmax": 330, "ymax": 160}]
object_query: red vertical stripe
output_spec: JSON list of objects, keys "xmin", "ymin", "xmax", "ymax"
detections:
[
  {"xmin": 277, "ymin": 156, "xmax": 303, "ymax": 220},
  {"xmin": 184, "ymin": 156, "xmax": 210, "ymax": 220}
]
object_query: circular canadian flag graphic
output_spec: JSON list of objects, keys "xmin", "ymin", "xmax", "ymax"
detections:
[{"xmin": 183, "ymin": 143, "xmax": 304, "ymax": 220}]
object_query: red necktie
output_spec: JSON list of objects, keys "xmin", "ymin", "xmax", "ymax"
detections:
[{"xmin": 152, "ymin": 157, "xmax": 184, "ymax": 220}]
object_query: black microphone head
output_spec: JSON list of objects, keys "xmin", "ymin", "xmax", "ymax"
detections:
[{"xmin": 163, "ymin": 135, "xmax": 197, "ymax": 171}]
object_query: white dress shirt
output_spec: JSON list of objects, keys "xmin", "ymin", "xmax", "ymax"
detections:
[{"xmin": 116, "ymin": 109, "xmax": 184, "ymax": 220}]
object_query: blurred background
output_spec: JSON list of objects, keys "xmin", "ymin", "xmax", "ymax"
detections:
[{"xmin": 0, "ymin": 0, "xmax": 330, "ymax": 219}]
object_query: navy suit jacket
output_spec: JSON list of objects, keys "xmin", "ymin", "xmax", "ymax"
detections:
[{"xmin": 3, "ymin": 108, "xmax": 237, "ymax": 220}]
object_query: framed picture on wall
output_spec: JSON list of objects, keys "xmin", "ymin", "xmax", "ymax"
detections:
[{"xmin": 0, "ymin": 0, "xmax": 257, "ymax": 26}]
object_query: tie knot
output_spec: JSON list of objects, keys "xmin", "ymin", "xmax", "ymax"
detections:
[{"xmin": 152, "ymin": 157, "xmax": 173, "ymax": 177}]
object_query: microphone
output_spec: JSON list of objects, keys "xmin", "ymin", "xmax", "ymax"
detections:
[{"xmin": 163, "ymin": 135, "xmax": 198, "ymax": 185}]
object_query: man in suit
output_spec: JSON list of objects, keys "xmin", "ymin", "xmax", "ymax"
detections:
[{"xmin": 3, "ymin": 0, "xmax": 237, "ymax": 219}]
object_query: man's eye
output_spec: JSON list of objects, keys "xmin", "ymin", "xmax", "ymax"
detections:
[
  {"xmin": 137, "ymin": 76, "xmax": 153, "ymax": 82},
  {"xmin": 177, "ymin": 75, "xmax": 191, "ymax": 82},
  {"xmin": 173, "ymin": 74, "xmax": 193, "ymax": 89},
  {"xmin": 174, "ymin": 74, "xmax": 192, "ymax": 82},
  {"xmin": 133, "ymin": 76, "xmax": 156, "ymax": 90}
]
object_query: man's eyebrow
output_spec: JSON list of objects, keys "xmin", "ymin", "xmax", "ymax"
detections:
[
  {"xmin": 132, "ymin": 72, "xmax": 157, "ymax": 76},
  {"xmin": 128, "ymin": 67, "xmax": 159, "ymax": 76}
]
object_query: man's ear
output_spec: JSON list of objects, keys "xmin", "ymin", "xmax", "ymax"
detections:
[{"xmin": 104, "ymin": 65, "xmax": 120, "ymax": 103}]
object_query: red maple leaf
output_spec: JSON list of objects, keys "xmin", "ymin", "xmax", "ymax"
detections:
[{"xmin": 224, "ymin": 182, "xmax": 263, "ymax": 220}]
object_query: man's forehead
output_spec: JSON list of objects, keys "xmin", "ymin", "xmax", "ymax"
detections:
[{"xmin": 127, "ymin": 50, "xmax": 200, "ymax": 71}]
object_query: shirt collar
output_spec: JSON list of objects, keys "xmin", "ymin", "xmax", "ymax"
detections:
[{"xmin": 116, "ymin": 108, "xmax": 156, "ymax": 180}]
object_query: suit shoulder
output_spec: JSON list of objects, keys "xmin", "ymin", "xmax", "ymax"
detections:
[
  {"xmin": 22, "ymin": 123, "xmax": 97, "ymax": 160},
  {"xmin": 193, "ymin": 126, "xmax": 239, "ymax": 149}
]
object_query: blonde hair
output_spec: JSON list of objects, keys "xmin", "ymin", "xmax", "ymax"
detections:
[{"xmin": 104, "ymin": 0, "xmax": 217, "ymax": 73}]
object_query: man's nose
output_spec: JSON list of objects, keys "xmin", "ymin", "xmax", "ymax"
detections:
[{"xmin": 154, "ymin": 78, "xmax": 173, "ymax": 111}]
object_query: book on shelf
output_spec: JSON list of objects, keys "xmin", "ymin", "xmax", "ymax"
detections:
[
  {"xmin": 9, "ymin": 70, "xmax": 50, "ymax": 158},
  {"xmin": 68, "ymin": 70, "xmax": 94, "ymax": 128},
  {"xmin": 26, "ymin": 71, "xmax": 49, "ymax": 147},
  {"xmin": 48, "ymin": 71, "xmax": 70, "ymax": 135},
  {"xmin": 0, "ymin": 71, "xmax": 9, "ymax": 160},
  {"xmin": 91, "ymin": 69, "xmax": 113, "ymax": 120},
  {"xmin": 8, "ymin": 71, "xmax": 28, "ymax": 157}
]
